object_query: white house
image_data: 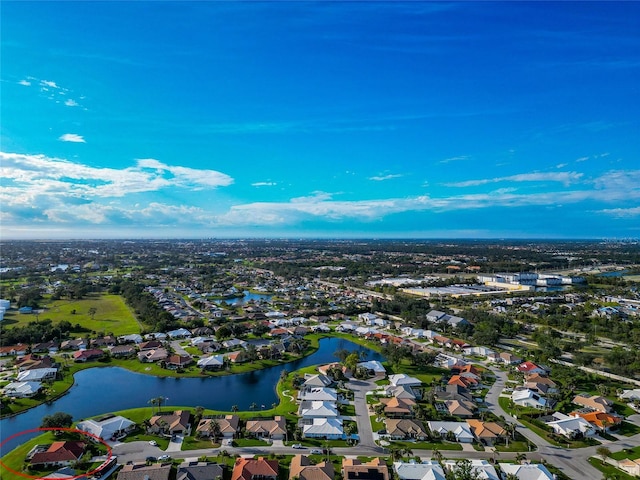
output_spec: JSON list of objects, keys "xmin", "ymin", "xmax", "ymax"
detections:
[
  {"xmin": 299, "ymin": 401, "xmax": 339, "ymax": 418},
  {"xmin": 76, "ymin": 415, "xmax": 136, "ymax": 440},
  {"xmin": 388, "ymin": 374, "xmax": 421, "ymax": 388},
  {"xmin": 426, "ymin": 421, "xmax": 474, "ymax": 443},
  {"xmin": 442, "ymin": 460, "xmax": 498, "ymax": 480},
  {"xmin": 620, "ymin": 389, "xmax": 640, "ymax": 402},
  {"xmin": 298, "ymin": 387, "xmax": 338, "ymax": 402},
  {"xmin": 197, "ymin": 355, "xmax": 225, "ymax": 370},
  {"xmin": 511, "ymin": 389, "xmax": 547, "ymax": 409},
  {"xmin": 394, "ymin": 461, "xmax": 445, "ymax": 480},
  {"xmin": 3, "ymin": 381, "xmax": 42, "ymax": 398},
  {"xmin": 302, "ymin": 417, "xmax": 343, "ymax": 439},
  {"xmin": 545, "ymin": 412, "xmax": 595, "ymax": 438},
  {"xmin": 358, "ymin": 360, "xmax": 386, "ymax": 375},
  {"xmin": 358, "ymin": 313, "xmax": 378, "ymax": 325},
  {"xmin": 463, "ymin": 346, "xmax": 495, "ymax": 358},
  {"xmin": 167, "ymin": 328, "xmax": 192, "ymax": 339},
  {"xmin": 498, "ymin": 463, "xmax": 554, "ymax": 480},
  {"xmin": 17, "ymin": 368, "xmax": 57, "ymax": 382}
]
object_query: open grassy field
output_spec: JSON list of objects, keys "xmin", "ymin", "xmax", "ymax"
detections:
[{"xmin": 4, "ymin": 293, "xmax": 140, "ymax": 335}]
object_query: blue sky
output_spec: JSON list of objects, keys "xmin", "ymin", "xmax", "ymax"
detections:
[{"xmin": 1, "ymin": 1, "xmax": 639, "ymax": 239}]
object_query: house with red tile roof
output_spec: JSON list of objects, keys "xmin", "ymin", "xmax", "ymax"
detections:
[
  {"xmin": 516, "ymin": 361, "xmax": 546, "ymax": 375},
  {"xmin": 231, "ymin": 457, "xmax": 279, "ymax": 480},
  {"xmin": 73, "ymin": 349, "xmax": 104, "ymax": 362},
  {"xmin": 29, "ymin": 441, "xmax": 86, "ymax": 467}
]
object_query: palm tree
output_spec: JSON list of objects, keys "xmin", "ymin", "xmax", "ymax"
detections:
[
  {"xmin": 389, "ymin": 446, "xmax": 402, "ymax": 462},
  {"xmin": 431, "ymin": 447, "xmax": 443, "ymax": 464},
  {"xmin": 231, "ymin": 405, "xmax": 239, "ymax": 413},
  {"xmin": 209, "ymin": 420, "xmax": 221, "ymax": 442},
  {"xmin": 402, "ymin": 447, "xmax": 413, "ymax": 462},
  {"xmin": 250, "ymin": 402, "xmax": 258, "ymax": 411},
  {"xmin": 596, "ymin": 446, "xmax": 612, "ymax": 464},
  {"xmin": 194, "ymin": 406, "xmax": 204, "ymax": 424},
  {"xmin": 148, "ymin": 396, "xmax": 166, "ymax": 414},
  {"xmin": 515, "ymin": 453, "xmax": 527, "ymax": 464}
]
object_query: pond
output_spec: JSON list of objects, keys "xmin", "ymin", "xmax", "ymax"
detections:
[
  {"xmin": 214, "ymin": 291, "xmax": 273, "ymax": 306},
  {"xmin": 0, "ymin": 337, "xmax": 382, "ymax": 453}
]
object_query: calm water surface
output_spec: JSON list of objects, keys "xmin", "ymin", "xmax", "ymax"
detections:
[{"xmin": 0, "ymin": 337, "xmax": 382, "ymax": 453}]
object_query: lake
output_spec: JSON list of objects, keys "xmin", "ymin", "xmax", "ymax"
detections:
[
  {"xmin": 0, "ymin": 337, "xmax": 382, "ymax": 453},
  {"xmin": 214, "ymin": 291, "xmax": 273, "ymax": 306}
]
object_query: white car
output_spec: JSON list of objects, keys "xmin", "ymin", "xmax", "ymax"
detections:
[
  {"xmin": 291, "ymin": 444, "xmax": 305, "ymax": 449},
  {"xmin": 158, "ymin": 454, "xmax": 171, "ymax": 461},
  {"xmin": 148, "ymin": 440, "xmax": 158, "ymax": 446}
]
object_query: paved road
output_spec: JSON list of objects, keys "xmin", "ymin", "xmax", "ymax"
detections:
[
  {"xmin": 484, "ymin": 366, "xmax": 640, "ymax": 480},
  {"xmin": 346, "ymin": 376, "xmax": 380, "ymax": 448}
]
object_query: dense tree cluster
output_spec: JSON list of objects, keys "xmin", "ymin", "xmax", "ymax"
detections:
[{"xmin": 0, "ymin": 319, "xmax": 86, "ymax": 346}]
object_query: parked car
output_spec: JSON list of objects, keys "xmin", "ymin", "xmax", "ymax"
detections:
[
  {"xmin": 158, "ymin": 454, "xmax": 171, "ymax": 461},
  {"xmin": 310, "ymin": 449, "xmax": 323, "ymax": 454},
  {"xmin": 291, "ymin": 444, "xmax": 305, "ymax": 449},
  {"xmin": 146, "ymin": 456, "xmax": 157, "ymax": 463},
  {"xmin": 148, "ymin": 440, "xmax": 158, "ymax": 446}
]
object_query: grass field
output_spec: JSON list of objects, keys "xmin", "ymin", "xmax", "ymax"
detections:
[{"xmin": 3, "ymin": 293, "xmax": 140, "ymax": 336}]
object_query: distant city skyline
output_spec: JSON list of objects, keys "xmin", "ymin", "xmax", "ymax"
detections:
[{"xmin": 1, "ymin": 2, "xmax": 639, "ymax": 239}]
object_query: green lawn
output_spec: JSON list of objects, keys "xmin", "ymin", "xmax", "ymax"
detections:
[
  {"xmin": 6, "ymin": 293, "xmax": 140, "ymax": 335},
  {"xmin": 588, "ymin": 457, "xmax": 637, "ymax": 480},
  {"xmin": 617, "ymin": 421, "xmax": 640, "ymax": 437},
  {"xmin": 611, "ymin": 446, "xmax": 640, "ymax": 461},
  {"xmin": 388, "ymin": 440, "xmax": 463, "ymax": 451}
]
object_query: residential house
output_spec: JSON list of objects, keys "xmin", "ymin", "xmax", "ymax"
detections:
[
  {"xmin": 119, "ymin": 334, "xmax": 143, "ymax": 344},
  {"xmin": 388, "ymin": 374, "xmax": 421, "ymax": 388},
  {"xmin": 289, "ymin": 455, "xmax": 334, "ymax": 480},
  {"xmin": 29, "ymin": 441, "xmax": 86, "ymax": 467},
  {"xmin": 231, "ymin": 457, "xmax": 279, "ymax": 480},
  {"xmin": 166, "ymin": 354, "xmax": 194, "ymax": 369},
  {"xmin": 382, "ymin": 385, "xmax": 418, "ymax": 401},
  {"xmin": 3, "ymin": 381, "xmax": 42, "ymax": 398},
  {"xmin": 619, "ymin": 389, "xmax": 640, "ymax": 402},
  {"xmin": 298, "ymin": 387, "xmax": 338, "ymax": 402},
  {"xmin": 197, "ymin": 354, "xmax": 225, "ymax": 370},
  {"xmin": 498, "ymin": 352, "xmax": 522, "ymax": 365},
  {"xmin": 196, "ymin": 415, "xmax": 240, "ymax": 438},
  {"xmin": 572, "ymin": 411, "xmax": 622, "ymax": 432},
  {"xmin": 302, "ymin": 417, "xmax": 344, "ymax": 439},
  {"xmin": 32, "ymin": 341, "xmax": 59, "ymax": 354},
  {"xmin": 516, "ymin": 361, "xmax": 547, "ymax": 375},
  {"xmin": 511, "ymin": 389, "xmax": 547, "ymax": 409},
  {"xmin": 109, "ymin": 345, "xmax": 137, "ymax": 358},
  {"xmin": 342, "ymin": 458, "xmax": 389, "ymax": 480},
  {"xmin": 148, "ymin": 410, "xmax": 191, "ymax": 435},
  {"xmin": 463, "ymin": 346, "xmax": 495, "ymax": 358},
  {"xmin": 544, "ymin": 412, "xmax": 595, "ymax": 439},
  {"xmin": 76, "ymin": 415, "xmax": 136, "ymax": 440},
  {"xmin": 442, "ymin": 460, "xmax": 498, "ymax": 480},
  {"xmin": 60, "ymin": 339, "xmax": 87, "ymax": 351},
  {"xmin": 17, "ymin": 367, "xmax": 57, "ymax": 382},
  {"xmin": 393, "ymin": 461, "xmax": 445, "ymax": 480},
  {"xmin": 16, "ymin": 354, "xmax": 54, "ymax": 371},
  {"xmin": 427, "ymin": 421, "xmax": 474, "ymax": 443},
  {"xmin": 465, "ymin": 420, "xmax": 506, "ymax": 446},
  {"xmin": 73, "ymin": 349, "xmax": 104, "ymax": 362},
  {"xmin": 383, "ymin": 419, "xmax": 428, "ymax": 440},
  {"xmin": 227, "ymin": 350, "xmax": 247, "ymax": 364},
  {"xmin": 167, "ymin": 328, "xmax": 192, "ymax": 339},
  {"xmin": 223, "ymin": 338, "xmax": 247, "ymax": 350},
  {"xmin": 117, "ymin": 463, "xmax": 172, "ymax": 480},
  {"xmin": 572, "ymin": 393, "xmax": 613, "ymax": 413},
  {"xmin": 498, "ymin": 463, "xmax": 554, "ymax": 480},
  {"xmin": 617, "ymin": 459, "xmax": 640, "ymax": 477},
  {"xmin": 302, "ymin": 373, "xmax": 333, "ymax": 388},
  {"xmin": 138, "ymin": 348, "xmax": 169, "ymax": 363},
  {"xmin": 0, "ymin": 344, "xmax": 28, "ymax": 357},
  {"xmin": 299, "ymin": 400, "xmax": 339, "ymax": 419},
  {"xmin": 139, "ymin": 340, "xmax": 164, "ymax": 351},
  {"xmin": 379, "ymin": 397, "xmax": 415, "ymax": 417},
  {"xmin": 445, "ymin": 399, "xmax": 476, "ymax": 418},
  {"xmin": 524, "ymin": 374, "xmax": 558, "ymax": 395},
  {"xmin": 357, "ymin": 360, "xmax": 386, "ymax": 375},
  {"xmin": 177, "ymin": 462, "xmax": 224, "ymax": 480},
  {"xmin": 448, "ymin": 375, "xmax": 479, "ymax": 390},
  {"xmin": 245, "ymin": 416, "xmax": 287, "ymax": 440}
]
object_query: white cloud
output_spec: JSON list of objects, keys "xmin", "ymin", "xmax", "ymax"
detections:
[
  {"xmin": 40, "ymin": 80, "xmax": 59, "ymax": 88},
  {"xmin": 252, "ymin": 181, "xmax": 277, "ymax": 187},
  {"xmin": 369, "ymin": 173, "xmax": 403, "ymax": 181},
  {"xmin": 599, "ymin": 206, "xmax": 640, "ymax": 218},
  {"xmin": 64, "ymin": 99, "xmax": 79, "ymax": 107},
  {"xmin": 59, "ymin": 133, "xmax": 86, "ymax": 143},
  {"xmin": 556, "ymin": 163, "xmax": 567, "ymax": 168},
  {"xmin": 447, "ymin": 171, "xmax": 583, "ymax": 187},
  {"xmin": 439, "ymin": 155, "xmax": 469, "ymax": 164},
  {"xmin": 18, "ymin": 80, "xmax": 31, "ymax": 86},
  {"xmin": 136, "ymin": 158, "xmax": 233, "ymax": 188},
  {"xmin": 576, "ymin": 156, "xmax": 589, "ymax": 162}
]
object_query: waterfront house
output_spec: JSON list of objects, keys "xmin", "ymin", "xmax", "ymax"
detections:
[
  {"xmin": 29, "ymin": 441, "xmax": 86, "ymax": 467},
  {"xmin": 245, "ymin": 416, "xmax": 287, "ymax": 440},
  {"xmin": 196, "ymin": 415, "xmax": 240, "ymax": 438},
  {"xmin": 76, "ymin": 415, "xmax": 136, "ymax": 440},
  {"xmin": 148, "ymin": 410, "xmax": 191, "ymax": 435}
]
